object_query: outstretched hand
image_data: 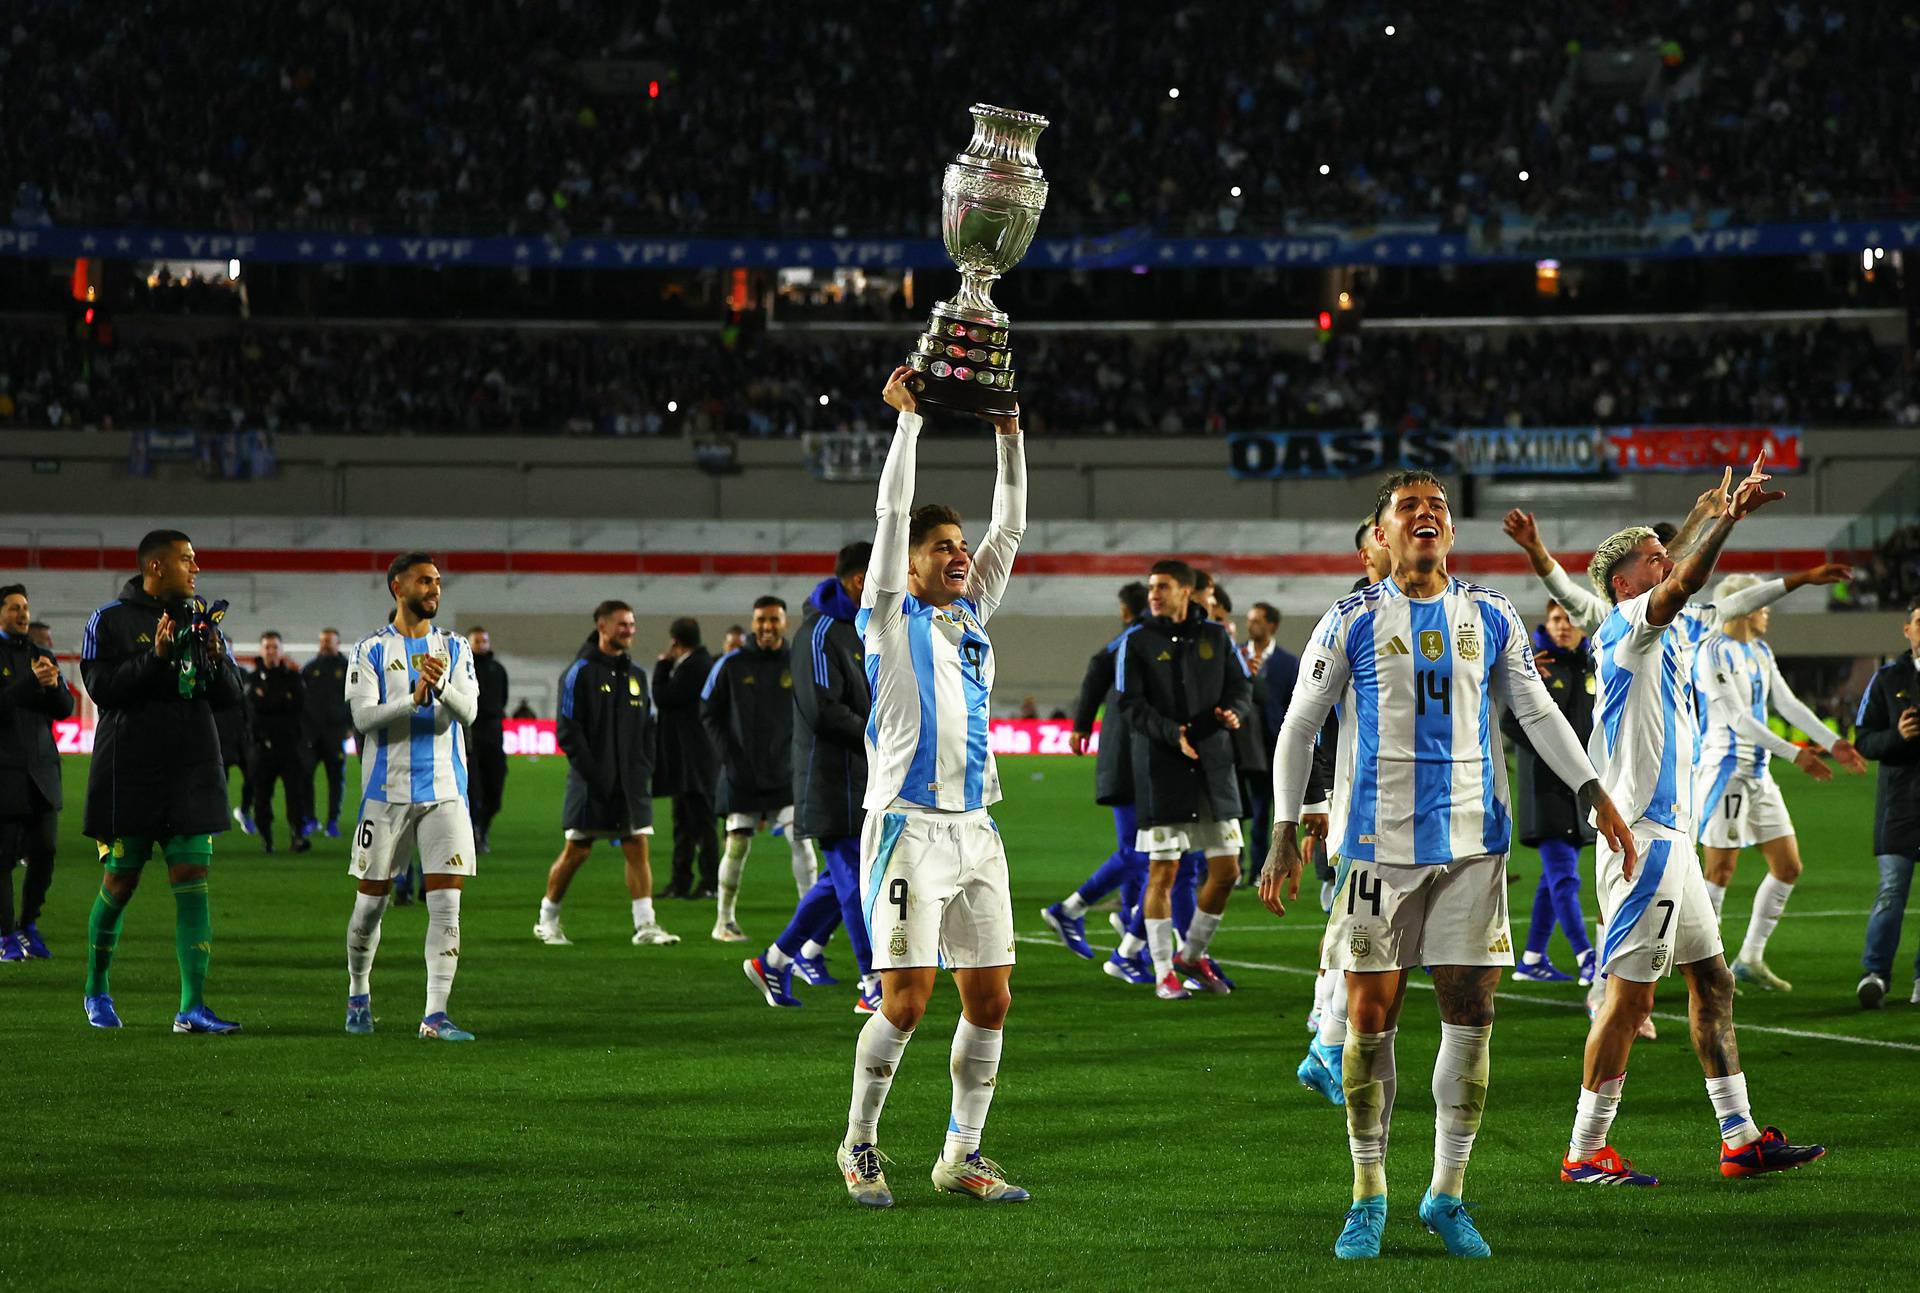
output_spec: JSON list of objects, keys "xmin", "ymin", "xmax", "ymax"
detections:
[
  {"xmin": 1831, "ymin": 738, "xmax": 1869, "ymax": 774},
  {"xmin": 1726, "ymin": 451, "xmax": 1786, "ymax": 519},
  {"xmin": 882, "ymin": 365, "xmax": 918, "ymax": 415},
  {"xmin": 1501, "ymin": 509, "xmax": 1541, "ymax": 551}
]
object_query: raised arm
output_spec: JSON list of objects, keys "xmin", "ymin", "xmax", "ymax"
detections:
[
  {"xmin": 966, "ymin": 412, "xmax": 1026, "ymax": 622},
  {"xmin": 1504, "ymin": 508, "xmax": 1608, "ymax": 633},
  {"xmin": 867, "ymin": 368, "xmax": 923, "ymax": 635},
  {"xmin": 1647, "ymin": 458, "xmax": 1785, "ymax": 627}
]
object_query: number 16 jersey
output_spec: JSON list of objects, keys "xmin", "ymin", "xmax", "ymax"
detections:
[{"xmin": 1293, "ymin": 577, "xmax": 1540, "ymax": 867}]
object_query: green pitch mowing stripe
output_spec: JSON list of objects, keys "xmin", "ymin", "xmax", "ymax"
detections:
[{"xmin": 7, "ymin": 755, "xmax": 1917, "ymax": 1290}]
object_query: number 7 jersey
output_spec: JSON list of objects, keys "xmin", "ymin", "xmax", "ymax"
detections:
[{"xmin": 1293, "ymin": 577, "xmax": 1539, "ymax": 867}]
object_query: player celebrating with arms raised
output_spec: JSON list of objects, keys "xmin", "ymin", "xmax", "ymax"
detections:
[
  {"xmin": 1264, "ymin": 472, "xmax": 1637, "ymax": 1260},
  {"xmin": 342, "ymin": 553, "xmax": 482, "ymax": 1042},
  {"xmin": 1561, "ymin": 460, "xmax": 1828, "ymax": 1187},
  {"xmin": 835, "ymin": 366, "xmax": 1027, "ymax": 1209}
]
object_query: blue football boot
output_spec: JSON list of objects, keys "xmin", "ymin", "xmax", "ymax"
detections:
[
  {"xmin": 85, "ymin": 994, "xmax": 123, "ymax": 1028},
  {"xmin": 345, "ymin": 994, "xmax": 374, "ymax": 1035},
  {"xmin": 1334, "ymin": 1195, "xmax": 1387, "ymax": 1259},
  {"xmin": 795, "ymin": 954, "xmax": 840, "ymax": 986},
  {"xmin": 1297, "ymin": 1039, "xmax": 1346, "ymax": 1106},
  {"xmin": 1041, "ymin": 903, "xmax": 1095, "ymax": 959},
  {"xmin": 419, "ymin": 1012, "xmax": 474, "ymax": 1041},
  {"xmin": 1419, "ymin": 1191, "xmax": 1491, "ymax": 1257},
  {"xmin": 1101, "ymin": 950, "xmax": 1153, "ymax": 984},
  {"xmin": 18, "ymin": 923, "xmax": 50, "ymax": 959},
  {"xmin": 1512, "ymin": 957, "xmax": 1574, "ymax": 983},
  {"xmin": 174, "ymin": 1004, "xmax": 243, "ymax": 1034},
  {"xmin": 744, "ymin": 956, "xmax": 803, "ymax": 1008},
  {"xmin": 0, "ymin": 935, "xmax": 22, "ymax": 963}
]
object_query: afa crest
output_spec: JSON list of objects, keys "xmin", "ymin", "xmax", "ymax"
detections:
[
  {"xmin": 1455, "ymin": 624, "xmax": 1480, "ymax": 661},
  {"xmin": 629, "ymin": 676, "xmax": 642, "ymax": 697},
  {"xmin": 1349, "ymin": 930, "xmax": 1372, "ymax": 960},
  {"xmin": 889, "ymin": 928, "xmax": 909, "ymax": 959},
  {"xmin": 780, "ymin": 671, "xmax": 793, "ymax": 689},
  {"xmin": 1197, "ymin": 640, "xmax": 1215, "ymax": 661}
]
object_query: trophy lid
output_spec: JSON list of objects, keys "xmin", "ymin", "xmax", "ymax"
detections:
[{"xmin": 957, "ymin": 104, "xmax": 1049, "ymax": 177}]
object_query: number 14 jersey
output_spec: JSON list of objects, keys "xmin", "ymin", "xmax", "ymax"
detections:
[{"xmin": 1294, "ymin": 577, "xmax": 1542, "ymax": 867}]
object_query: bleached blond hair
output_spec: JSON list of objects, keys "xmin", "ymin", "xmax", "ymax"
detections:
[
  {"xmin": 1712, "ymin": 573, "xmax": 1762, "ymax": 627},
  {"xmin": 1588, "ymin": 526, "xmax": 1658, "ymax": 604}
]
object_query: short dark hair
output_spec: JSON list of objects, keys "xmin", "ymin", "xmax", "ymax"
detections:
[
  {"xmin": 592, "ymin": 599, "xmax": 633, "ymax": 622},
  {"xmin": 752, "ymin": 595, "xmax": 787, "ymax": 613},
  {"xmin": 1192, "ymin": 568, "xmax": 1214, "ymax": 594},
  {"xmin": 1211, "ymin": 586, "xmax": 1233, "ymax": 614},
  {"xmin": 835, "ymin": 541, "xmax": 874, "ymax": 580},
  {"xmin": 1651, "ymin": 522, "xmax": 1679, "ymax": 546},
  {"xmin": 1372, "ymin": 470, "xmax": 1447, "ymax": 524},
  {"xmin": 669, "ymin": 616, "xmax": 702, "ymax": 648},
  {"xmin": 1149, "ymin": 559, "xmax": 1197, "ymax": 588},
  {"xmin": 259, "ymin": 630, "xmax": 282, "ymax": 641},
  {"xmin": 1251, "ymin": 601, "xmax": 1280, "ymax": 627},
  {"xmin": 321, "ymin": 625, "xmax": 341, "ymax": 636},
  {"xmin": 0, "ymin": 583, "xmax": 25, "ymax": 603},
  {"xmin": 1908, "ymin": 596, "xmax": 1920, "ymax": 616},
  {"xmin": 909, "ymin": 503, "xmax": 963, "ymax": 548},
  {"xmin": 1354, "ymin": 519, "xmax": 1372, "ymax": 550},
  {"xmin": 386, "ymin": 550, "xmax": 435, "ymax": 593},
  {"xmin": 1117, "ymin": 581, "xmax": 1148, "ymax": 618},
  {"xmin": 726, "ymin": 624, "xmax": 746, "ymax": 637},
  {"xmin": 137, "ymin": 529, "xmax": 191, "ymax": 565}
]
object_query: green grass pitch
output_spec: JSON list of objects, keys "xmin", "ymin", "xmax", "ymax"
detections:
[{"xmin": 8, "ymin": 754, "xmax": 1918, "ymax": 1290}]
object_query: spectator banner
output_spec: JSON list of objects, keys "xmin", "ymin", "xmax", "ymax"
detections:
[
  {"xmin": 989, "ymin": 718, "xmax": 1099, "ymax": 755},
  {"xmin": 1607, "ymin": 426, "xmax": 1803, "ymax": 473},
  {"xmin": 1229, "ymin": 426, "xmax": 1802, "ymax": 479},
  {"xmin": 56, "ymin": 715, "xmax": 566, "ymax": 758},
  {"xmin": 7, "ymin": 217, "xmax": 1920, "ymax": 270}
]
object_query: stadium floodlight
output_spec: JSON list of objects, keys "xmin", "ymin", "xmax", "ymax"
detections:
[
  {"xmin": 819, "ymin": 394, "xmax": 830, "ymax": 406},
  {"xmin": 228, "ymin": 258, "xmax": 241, "ymax": 279},
  {"xmin": 1168, "ymin": 87, "xmax": 1180, "ymax": 98},
  {"xmin": 1519, "ymin": 170, "xmax": 1530, "ymax": 181},
  {"xmin": 1863, "ymin": 249, "xmax": 1874, "ymax": 271},
  {"xmin": 1385, "ymin": 24, "xmax": 1395, "ymax": 34},
  {"xmin": 1318, "ymin": 163, "xmax": 1331, "ymax": 176},
  {"xmin": 1875, "ymin": 247, "xmax": 1886, "ymax": 260},
  {"xmin": 667, "ymin": 400, "xmax": 678, "ymax": 413},
  {"xmin": 1230, "ymin": 185, "xmax": 1242, "ymax": 198}
]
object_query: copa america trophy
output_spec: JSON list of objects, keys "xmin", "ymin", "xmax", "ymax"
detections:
[{"xmin": 904, "ymin": 104, "xmax": 1049, "ymax": 418}]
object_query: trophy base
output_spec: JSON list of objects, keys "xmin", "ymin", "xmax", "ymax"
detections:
[{"xmin": 904, "ymin": 306, "xmax": 1020, "ymax": 419}]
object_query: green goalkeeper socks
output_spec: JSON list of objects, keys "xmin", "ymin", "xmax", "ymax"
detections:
[
  {"xmin": 85, "ymin": 887, "xmax": 128, "ymax": 997},
  {"xmin": 171, "ymin": 877, "xmax": 213, "ymax": 1013}
]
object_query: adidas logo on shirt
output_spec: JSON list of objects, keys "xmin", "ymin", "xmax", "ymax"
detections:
[{"xmin": 1377, "ymin": 635, "xmax": 1411, "ymax": 656}]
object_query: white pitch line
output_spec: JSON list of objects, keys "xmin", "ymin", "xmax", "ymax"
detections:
[{"xmin": 1012, "ymin": 933, "xmax": 1920, "ymax": 1054}]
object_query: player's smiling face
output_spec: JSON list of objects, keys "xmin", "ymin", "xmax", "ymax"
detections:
[
  {"xmin": 149, "ymin": 540, "xmax": 199, "ymax": 600},
  {"xmin": 910, "ymin": 524, "xmax": 971, "ymax": 607},
  {"xmin": 0, "ymin": 592, "xmax": 28, "ymax": 636},
  {"xmin": 751, "ymin": 604, "xmax": 786, "ymax": 649},
  {"xmin": 1378, "ymin": 483, "xmax": 1453, "ymax": 573},
  {"xmin": 394, "ymin": 563, "xmax": 441, "ymax": 621},
  {"xmin": 1145, "ymin": 572, "xmax": 1191, "ymax": 621},
  {"xmin": 601, "ymin": 609, "xmax": 637, "ymax": 653}
]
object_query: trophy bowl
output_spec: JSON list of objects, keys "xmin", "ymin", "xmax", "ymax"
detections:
[{"xmin": 905, "ymin": 104, "xmax": 1049, "ymax": 419}]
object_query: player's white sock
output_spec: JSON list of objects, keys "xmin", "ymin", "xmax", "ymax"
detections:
[
  {"xmin": 846, "ymin": 1011, "xmax": 913, "ymax": 1147},
  {"xmin": 1430, "ymin": 1022, "xmax": 1491, "ymax": 1198},
  {"xmin": 1343, "ymin": 1028, "xmax": 1396, "ymax": 1200},
  {"xmin": 1117, "ymin": 932, "xmax": 1145, "ymax": 957},
  {"xmin": 1520, "ymin": 949, "xmax": 1544, "ymax": 966},
  {"xmin": 765, "ymin": 944, "xmax": 794, "ymax": 971},
  {"xmin": 1059, "ymin": 892, "xmax": 1089, "ymax": 918},
  {"xmin": 801, "ymin": 938, "xmax": 826, "ymax": 959},
  {"xmin": 1377, "ymin": 1026, "xmax": 1399, "ymax": 1158},
  {"xmin": 631, "ymin": 897, "xmax": 655, "ymax": 929},
  {"xmin": 346, "ymin": 891, "xmax": 388, "ymax": 996},
  {"xmin": 1179, "ymin": 910, "xmax": 1222, "ymax": 962},
  {"xmin": 1703, "ymin": 880, "xmax": 1727, "ymax": 918},
  {"xmin": 539, "ymin": 897, "xmax": 563, "ymax": 926},
  {"xmin": 717, "ymin": 834, "xmax": 749, "ymax": 924},
  {"xmin": 424, "ymin": 888, "xmax": 461, "ymax": 1017},
  {"xmin": 1144, "ymin": 917, "xmax": 1175, "ymax": 982},
  {"xmin": 789, "ymin": 834, "xmax": 818, "ymax": 897},
  {"xmin": 942, "ymin": 1018, "xmax": 1003, "ymax": 1163},
  {"xmin": 1737, "ymin": 876, "xmax": 1793, "ymax": 963},
  {"xmin": 1568, "ymin": 1072, "xmax": 1625, "ymax": 1160},
  {"xmin": 1320, "ymin": 974, "xmax": 1350, "ymax": 1048},
  {"xmin": 1706, "ymin": 1072, "xmax": 1760, "ymax": 1148}
]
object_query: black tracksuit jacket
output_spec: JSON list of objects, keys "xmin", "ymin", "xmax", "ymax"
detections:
[
  {"xmin": 1115, "ymin": 604, "xmax": 1252, "ymax": 827},
  {"xmin": 792, "ymin": 578, "xmax": 871, "ymax": 841},
  {"xmin": 701, "ymin": 639, "xmax": 795, "ymax": 815},
  {"xmin": 557, "ymin": 640, "xmax": 657, "ymax": 832}
]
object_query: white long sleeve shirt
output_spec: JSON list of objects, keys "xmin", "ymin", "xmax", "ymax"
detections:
[
  {"xmin": 859, "ymin": 410, "xmax": 1026, "ymax": 812},
  {"xmin": 1695, "ymin": 631, "xmax": 1837, "ymax": 785},
  {"xmin": 347, "ymin": 623, "xmax": 479, "ymax": 804}
]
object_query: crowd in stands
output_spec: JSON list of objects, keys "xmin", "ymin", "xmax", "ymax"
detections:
[
  {"xmin": 2, "ymin": 320, "xmax": 1911, "ymax": 438},
  {"xmin": 8, "ymin": 1, "xmax": 1915, "ymax": 239},
  {"xmin": 1849, "ymin": 524, "xmax": 1920, "ymax": 611}
]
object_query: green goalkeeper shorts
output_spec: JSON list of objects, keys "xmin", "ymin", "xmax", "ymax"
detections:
[{"xmin": 100, "ymin": 834, "xmax": 215, "ymax": 873}]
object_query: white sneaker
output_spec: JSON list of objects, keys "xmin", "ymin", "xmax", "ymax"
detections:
[
  {"xmin": 836, "ymin": 1142, "xmax": 894, "ymax": 1208},
  {"xmin": 533, "ymin": 919, "xmax": 572, "ymax": 946},
  {"xmin": 711, "ymin": 920, "xmax": 749, "ymax": 943},
  {"xmin": 1856, "ymin": 973, "xmax": 1887, "ymax": 1008},
  {"xmin": 931, "ymin": 1152, "xmax": 1030, "ymax": 1201},
  {"xmin": 1155, "ymin": 970, "xmax": 1191, "ymax": 1001},
  {"xmin": 632, "ymin": 923, "xmax": 680, "ymax": 946},
  {"xmin": 1108, "ymin": 911, "xmax": 1128, "ymax": 938}
]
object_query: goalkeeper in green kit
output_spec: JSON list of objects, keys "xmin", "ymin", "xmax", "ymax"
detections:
[{"xmin": 80, "ymin": 530, "xmax": 247, "ymax": 1032}]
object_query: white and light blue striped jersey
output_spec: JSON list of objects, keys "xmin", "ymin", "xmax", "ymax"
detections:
[
  {"xmin": 1589, "ymin": 591, "xmax": 1695, "ymax": 836},
  {"xmin": 1693, "ymin": 630, "xmax": 1839, "ymax": 817},
  {"xmin": 346, "ymin": 624, "xmax": 480, "ymax": 805},
  {"xmin": 1289, "ymin": 577, "xmax": 1543, "ymax": 867},
  {"xmin": 860, "ymin": 410, "xmax": 1025, "ymax": 813}
]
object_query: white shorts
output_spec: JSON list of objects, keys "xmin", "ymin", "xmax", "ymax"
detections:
[
  {"xmin": 726, "ymin": 805, "xmax": 794, "ymax": 835},
  {"xmin": 565, "ymin": 826, "xmax": 654, "ymax": 844},
  {"xmin": 860, "ymin": 806, "xmax": 1015, "ymax": 971},
  {"xmin": 350, "ymin": 799, "xmax": 476, "ymax": 883},
  {"xmin": 1322, "ymin": 853, "xmax": 1513, "ymax": 972},
  {"xmin": 1694, "ymin": 769, "xmax": 1793, "ymax": 850},
  {"xmin": 1136, "ymin": 803, "xmax": 1243, "ymax": 862},
  {"xmin": 1596, "ymin": 821, "xmax": 1723, "ymax": 981}
]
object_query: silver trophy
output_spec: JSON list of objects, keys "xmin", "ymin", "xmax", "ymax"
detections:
[{"xmin": 905, "ymin": 104, "xmax": 1049, "ymax": 418}]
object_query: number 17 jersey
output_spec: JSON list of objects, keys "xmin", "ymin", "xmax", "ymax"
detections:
[{"xmin": 1294, "ymin": 577, "xmax": 1538, "ymax": 867}]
